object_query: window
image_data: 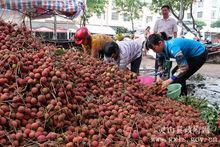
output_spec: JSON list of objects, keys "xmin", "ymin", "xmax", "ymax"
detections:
[
  {"xmin": 111, "ymin": 11, "xmax": 119, "ymax": 20},
  {"xmin": 57, "ymin": 33, "xmax": 67, "ymax": 40},
  {"xmin": 187, "ymin": 13, "xmax": 191, "ymax": 19},
  {"xmin": 35, "ymin": 32, "xmax": 53, "ymax": 40},
  {"xmin": 212, "ymin": 0, "xmax": 217, "ymax": 8},
  {"xmin": 211, "ymin": 10, "xmax": 216, "ymax": 19},
  {"xmin": 123, "ymin": 14, "xmax": 129, "ymax": 21},
  {"xmin": 97, "ymin": 14, "xmax": 101, "ymax": 19},
  {"xmin": 197, "ymin": 12, "xmax": 203, "ymax": 18},
  {"xmin": 198, "ymin": 1, "xmax": 203, "ymax": 7},
  {"xmin": 69, "ymin": 33, "xmax": 74, "ymax": 39},
  {"xmin": 146, "ymin": 16, "xmax": 152, "ymax": 23}
]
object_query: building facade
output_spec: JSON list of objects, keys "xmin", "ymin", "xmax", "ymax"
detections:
[
  {"xmin": 1, "ymin": 0, "xmax": 220, "ymax": 41},
  {"xmin": 184, "ymin": 0, "xmax": 220, "ymax": 28},
  {"xmin": 183, "ymin": 0, "xmax": 220, "ymax": 40},
  {"xmin": 87, "ymin": 0, "xmax": 158, "ymax": 31}
]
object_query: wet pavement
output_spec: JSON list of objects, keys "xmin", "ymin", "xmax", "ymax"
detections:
[
  {"xmin": 140, "ymin": 56, "xmax": 220, "ymax": 106},
  {"xmin": 188, "ymin": 76, "xmax": 220, "ymax": 106}
]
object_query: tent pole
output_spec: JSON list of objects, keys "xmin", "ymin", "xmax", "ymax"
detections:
[
  {"xmin": 53, "ymin": 15, "xmax": 57, "ymax": 40},
  {"xmin": 67, "ymin": 20, "xmax": 69, "ymax": 40},
  {"xmin": 29, "ymin": 16, "xmax": 32, "ymax": 31}
]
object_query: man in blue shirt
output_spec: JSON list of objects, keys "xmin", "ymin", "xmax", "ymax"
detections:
[{"xmin": 146, "ymin": 34, "xmax": 207, "ymax": 95}]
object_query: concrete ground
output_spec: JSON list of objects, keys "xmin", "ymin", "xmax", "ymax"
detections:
[{"xmin": 140, "ymin": 55, "xmax": 220, "ymax": 78}]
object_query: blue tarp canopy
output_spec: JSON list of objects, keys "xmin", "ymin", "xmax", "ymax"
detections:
[{"xmin": 0, "ymin": 0, "xmax": 85, "ymax": 19}]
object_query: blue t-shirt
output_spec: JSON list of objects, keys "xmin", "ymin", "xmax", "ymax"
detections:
[
  {"xmin": 158, "ymin": 38, "xmax": 206, "ymax": 80},
  {"xmin": 164, "ymin": 38, "xmax": 205, "ymax": 59}
]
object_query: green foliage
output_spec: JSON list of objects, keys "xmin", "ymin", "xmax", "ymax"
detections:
[
  {"xmin": 195, "ymin": 20, "xmax": 206, "ymax": 29},
  {"xmin": 114, "ymin": 0, "xmax": 146, "ymax": 30},
  {"xmin": 115, "ymin": 34, "xmax": 124, "ymax": 41},
  {"xmin": 114, "ymin": 0, "xmax": 146, "ymax": 19},
  {"xmin": 55, "ymin": 48, "xmax": 65, "ymax": 55},
  {"xmin": 116, "ymin": 27, "xmax": 129, "ymax": 34},
  {"xmin": 86, "ymin": 0, "xmax": 108, "ymax": 17},
  {"xmin": 211, "ymin": 20, "xmax": 220, "ymax": 28},
  {"xmin": 150, "ymin": 0, "xmax": 192, "ymax": 14},
  {"xmin": 190, "ymin": 73, "xmax": 205, "ymax": 82},
  {"xmin": 171, "ymin": 95, "xmax": 219, "ymax": 134}
]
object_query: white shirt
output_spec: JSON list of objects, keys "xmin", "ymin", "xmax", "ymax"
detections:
[
  {"xmin": 154, "ymin": 17, "xmax": 178, "ymax": 37},
  {"xmin": 123, "ymin": 37, "xmax": 132, "ymax": 41},
  {"xmin": 117, "ymin": 40, "xmax": 142, "ymax": 69},
  {"xmin": 133, "ymin": 35, "xmax": 145, "ymax": 47}
]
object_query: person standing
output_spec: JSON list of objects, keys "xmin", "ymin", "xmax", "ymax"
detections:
[
  {"xmin": 154, "ymin": 5, "xmax": 178, "ymax": 79},
  {"xmin": 142, "ymin": 26, "xmax": 151, "ymax": 56},
  {"xmin": 144, "ymin": 26, "xmax": 151, "ymax": 39},
  {"xmin": 154, "ymin": 5, "xmax": 178, "ymax": 39}
]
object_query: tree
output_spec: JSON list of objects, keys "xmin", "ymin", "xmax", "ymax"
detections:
[
  {"xmin": 195, "ymin": 20, "xmax": 206, "ymax": 30},
  {"xmin": 86, "ymin": 0, "xmax": 108, "ymax": 17},
  {"xmin": 114, "ymin": 0, "xmax": 146, "ymax": 32},
  {"xmin": 189, "ymin": 1, "xmax": 202, "ymax": 38},
  {"xmin": 81, "ymin": 0, "xmax": 108, "ymax": 26},
  {"xmin": 151, "ymin": 0, "xmax": 200, "ymax": 37},
  {"xmin": 211, "ymin": 20, "xmax": 220, "ymax": 28},
  {"xmin": 116, "ymin": 26, "xmax": 128, "ymax": 34}
]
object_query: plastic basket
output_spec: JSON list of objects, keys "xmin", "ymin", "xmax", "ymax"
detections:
[
  {"xmin": 167, "ymin": 83, "xmax": 182, "ymax": 99},
  {"xmin": 137, "ymin": 76, "xmax": 155, "ymax": 86}
]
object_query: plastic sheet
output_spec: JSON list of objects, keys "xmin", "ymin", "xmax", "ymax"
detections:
[{"xmin": 0, "ymin": 0, "xmax": 85, "ymax": 19}]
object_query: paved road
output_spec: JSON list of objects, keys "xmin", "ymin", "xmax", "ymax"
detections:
[{"xmin": 140, "ymin": 56, "xmax": 220, "ymax": 78}]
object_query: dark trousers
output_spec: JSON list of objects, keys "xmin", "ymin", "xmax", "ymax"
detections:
[
  {"xmin": 171, "ymin": 50, "xmax": 207, "ymax": 96},
  {"xmin": 154, "ymin": 37, "xmax": 172, "ymax": 78},
  {"xmin": 155, "ymin": 54, "xmax": 171, "ymax": 78},
  {"xmin": 99, "ymin": 50, "xmax": 104, "ymax": 59},
  {"xmin": 131, "ymin": 55, "xmax": 142, "ymax": 74}
]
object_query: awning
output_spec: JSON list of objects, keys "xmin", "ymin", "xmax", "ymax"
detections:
[
  {"xmin": 0, "ymin": 0, "xmax": 85, "ymax": 19},
  {"xmin": 33, "ymin": 27, "xmax": 67, "ymax": 33},
  {"xmin": 68, "ymin": 26, "xmax": 80, "ymax": 33},
  {"xmin": 87, "ymin": 25, "xmax": 116, "ymax": 35},
  {"xmin": 184, "ymin": 32, "xmax": 195, "ymax": 39},
  {"xmin": 201, "ymin": 27, "xmax": 220, "ymax": 33},
  {"xmin": 33, "ymin": 27, "xmax": 53, "ymax": 32},
  {"xmin": 68, "ymin": 25, "xmax": 116, "ymax": 35}
]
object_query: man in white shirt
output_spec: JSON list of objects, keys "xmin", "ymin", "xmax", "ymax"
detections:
[
  {"xmin": 154, "ymin": 5, "xmax": 178, "ymax": 39},
  {"xmin": 103, "ymin": 41, "xmax": 142, "ymax": 74},
  {"xmin": 153, "ymin": 5, "xmax": 178, "ymax": 79}
]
